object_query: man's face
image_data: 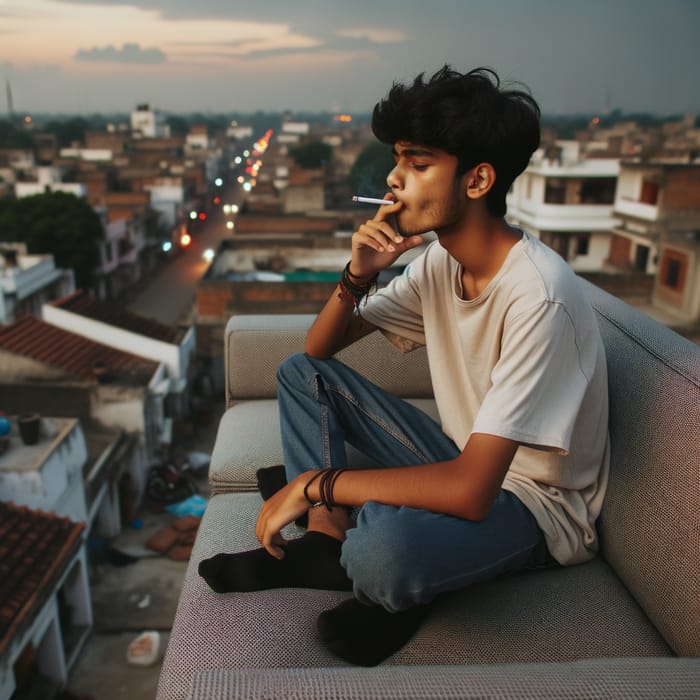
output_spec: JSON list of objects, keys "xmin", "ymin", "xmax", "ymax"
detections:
[{"xmin": 387, "ymin": 141, "xmax": 468, "ymax": 236}]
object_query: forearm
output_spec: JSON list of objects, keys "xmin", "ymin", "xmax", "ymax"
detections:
[
  {"xmin": 304, "ymin": 282, "xmax": 375, "ymax": 359},
  {"xmin": 305, "ymin": 433, "xmax": 518, "ymax": 522}
]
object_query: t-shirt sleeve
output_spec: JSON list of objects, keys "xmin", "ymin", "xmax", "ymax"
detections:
[
  {"xmin": 472, "ymin": 300, "xmax": 590, "ymax": 454},
  {"xmin": 359, "ymin": 263, "xmax": 427, "ymax": 351}
]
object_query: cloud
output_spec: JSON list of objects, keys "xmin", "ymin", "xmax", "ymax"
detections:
[{"xmin": 75, "ymin": 42, "xmax": 166, "ymax": 64}]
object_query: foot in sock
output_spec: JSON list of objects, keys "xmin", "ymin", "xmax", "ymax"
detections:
[
  {"xmin": 317, "ymin": 598, "xmax": 427, "ymax": 666},
  {"xmin": 256, "ymin": 464, "xmax": 288, "ymax": 500},
  {"xmin": 198, "ymin": 531, "xmax": 352, "ymax": 593},
  {"xmin": 256, "ymin": 464, "xmax": 308, "ymax": 528}
]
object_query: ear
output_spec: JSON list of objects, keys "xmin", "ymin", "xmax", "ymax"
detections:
[{"xmin": 465, "ymin": 162, "xmax": 496, "ymax": 200}]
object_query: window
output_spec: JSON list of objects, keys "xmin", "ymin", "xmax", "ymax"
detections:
[
  {"xmin": 576, "ymin": 234, "xmax": 590, "ymax": 256},
  {"xmin": 544, "ymin": 179, "xmax": 566, "ymax": 204},
  {"xmin": 658, "ymin": 248, "xmax": 688, "ymax": 297},
  {"xmin": 580, "ymin": 178, "xmax": 616, "ymax": 204},
  {"xmin": 640, "ymin": 180, "xmax": 660, "ymax": 205}
]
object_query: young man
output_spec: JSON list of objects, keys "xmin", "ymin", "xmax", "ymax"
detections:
[{"xmin": 199, "ymin": 66, "xmax": 610, "ymax": 666}]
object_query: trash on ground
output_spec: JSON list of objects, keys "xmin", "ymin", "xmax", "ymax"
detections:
[
  {"xmin": 126, "ymin": 630, "xmax": 160, "ymax": 667},
  {"xmin": 164, "ymin": 494, "xmax": 207, "ymax": 518}
]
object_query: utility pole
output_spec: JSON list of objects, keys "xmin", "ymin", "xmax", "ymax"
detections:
[{"xmin": 5, "ymin": 78, "xmax": 14, "ymax": 120}]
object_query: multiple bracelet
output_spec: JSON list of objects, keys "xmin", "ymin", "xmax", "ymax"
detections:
[
  {"xmin": 303, "ymin": 468, "xmax": 347, "ymax": 511},
  {"xmin": 337, "ymin": 262, "xmax": 378, "ymax": 309}
]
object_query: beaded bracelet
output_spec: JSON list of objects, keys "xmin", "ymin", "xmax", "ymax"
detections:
[{"xmin": 337, "ymin": 262, "xmax": 378, "ymax": 309}]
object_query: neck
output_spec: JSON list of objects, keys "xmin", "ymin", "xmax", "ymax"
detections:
[{"xmin": 437, "ymin": 212, "xmax": 521, "ymax": 299}]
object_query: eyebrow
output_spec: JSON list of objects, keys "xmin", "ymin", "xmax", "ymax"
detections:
[{"xmin": 391, "ymin": 146, "xmax": 437, "ymax": 159}]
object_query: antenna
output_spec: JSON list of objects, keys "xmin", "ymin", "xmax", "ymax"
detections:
[{"xmin": 5, "ymin": 78, "xmax": 14, "ymax": 119}]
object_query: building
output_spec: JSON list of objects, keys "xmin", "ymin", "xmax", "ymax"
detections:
[
  {"xmin": 0, "ymin": 246, "xmax": 75, "ymax": 324},
  {"xmin": 0, "ymin": 502, "xmax": 91, "ymax": 698},
  {"xmin": 608, "ymin": 160, "xmax": 700, "ymax": 324},
  {"xmin": 507, "ymin": 140, "xmax": 620, "ymax": 272},
  {"xmin": 130, "ymin": 104, "xmax": 169, "ymax": 139}
]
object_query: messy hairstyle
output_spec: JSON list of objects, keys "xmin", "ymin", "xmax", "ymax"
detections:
[{"xmin": 372, "ymin": 66, "xmax": 540, "ymax": 217}]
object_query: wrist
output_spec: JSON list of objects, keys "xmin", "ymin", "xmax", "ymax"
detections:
[{"xmin": 347, "ymin": 264, "xmax": 375, "ymax": 284}]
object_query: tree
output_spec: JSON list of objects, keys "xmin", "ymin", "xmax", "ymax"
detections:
[
  {"xmin": 0, "ymin": 192, "xmax": 104, "ymax": 289},
  {"xmin": 348, "ymin": 142, "xmax": 395, "ymax": 196},
  {"xmin": 290, "ymin": 141, "xmax": 332, "ymax": 169}
]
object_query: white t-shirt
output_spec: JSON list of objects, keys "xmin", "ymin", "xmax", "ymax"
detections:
[{"xmin": 360, "ymin": 231, "xmax": 610, "ymax": 565}]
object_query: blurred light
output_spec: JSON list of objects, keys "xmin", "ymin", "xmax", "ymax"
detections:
[
  {"xmin": 214, "ymin": 177, "xmax": 223, "ymax": 186},
  {"xmin": 226, "ymin": 221, "xmax": 234, "ymax": 230},
  {"xmin": 180, "ymin": 233, "xmax": 192, "ymax": 247},
  {"xmin": 237, "ymin": 175, "xmax": 244, "ymax": 184},
  {"xmin": 333, "ymin": 114, "xmax": 352, "ymax": 123},
  {"xmin": 223, "ymin": 204, "xmax": 231, "ymax": 214},
  {"xmin": 189, "ymin": 210, "xmax": 197, "ymax": 220},
  {"xmin": 203, "ymin": 248, "xmax": 215, "ymax": 262},
  {"xmin": 243, "ymin": 150, "xmax": 250, "ymax": 157},
  {"xmin": 243, "ymin": 182, "xmax": 252, "ymax": 192},
  {"xmin": 213, "ymin": 196, "xmax": 221, "ymax": 205},
  {"xmin": 198, "ymin": 212, "xmax": 207, "ymax": 220},
  {"xmin": 161, "ymin": 241, "xmax": 173, "ymax": 253},
  {"xmin": 231, "ymin": 204, "xmax": 239, "ymax": 214},
  {"xmin": 591, "ymin": 116, "xmax": 600, "ymax": 125},
  {"xmin": 234, "ymin": 156, "xmax": 242, "ymax": 164}
]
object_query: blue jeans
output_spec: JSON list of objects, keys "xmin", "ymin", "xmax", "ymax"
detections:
[{"xmin": 277, "ymin": 353, "xmax": 551, "ymax": 612}]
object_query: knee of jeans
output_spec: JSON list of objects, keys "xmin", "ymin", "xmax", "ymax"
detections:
[
  {"xmin": 276, "ymin": 352, "xmax": 310, "ymax": 386},
  {"xmin": 341, "ymin": 502, "xmax": 423, "ymax": 611}
]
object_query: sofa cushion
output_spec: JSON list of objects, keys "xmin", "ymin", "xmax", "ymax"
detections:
[
  {"xmin": 186, "ymin": 658, "xmax": 700, "ymax": 700},
  {"xmin": 226, "ymin": 314, "xmax": 433, "ymax": 402},
  {"xmin": 209, "ymin": 398, "xmax": 440, "ymax": 494},
  {"xmin": 581, "ymin": 280, "xmax": 700, "ymax": 657},
  {"xmin": 157, "ymin": 492, "xmax": 671, "ymax": 700}
]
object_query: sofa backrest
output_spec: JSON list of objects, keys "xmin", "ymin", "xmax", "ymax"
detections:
[
  {"xmin": 580, "ymin": 279, "xmax": 700, "ymax": 657},
  {"xmin": 226, "ymin": 314, "xmax": 433, "ymax": 404}
]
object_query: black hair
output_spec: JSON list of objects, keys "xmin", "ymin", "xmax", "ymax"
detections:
[{"xmin": 372, "ymin": 65, "xmax": 540, "ymax": 217}]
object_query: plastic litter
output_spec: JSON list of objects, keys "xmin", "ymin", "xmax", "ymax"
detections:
[
  {"xmin": 126, "ymin": 630, "xmax": 160, "ymax": 667},
  {"xmin": 164, "ymin": 494, "xmax": 207, "ymax": 518}
]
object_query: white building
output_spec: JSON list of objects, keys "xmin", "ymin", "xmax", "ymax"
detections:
[
  {"xmin": 507, "ymin": 140, "xmax": 620, "ymax": 272},
  {"xmin": 0, "ymin": 245, "xmax": 75, "ymax": 324},
  {"xmin": 130, "ymin": 103, "xmax": 170, "ymax": 139}
]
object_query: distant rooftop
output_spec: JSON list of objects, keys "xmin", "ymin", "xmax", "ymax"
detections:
[
  {"xmin": 0, "ymin": 502, "xmax": 84, "ymax": 656},
  {"xmin": 0, "ymin": 315, "xmax": 158, "ymax": 383},
  {"xmin": 50, "ymin": 290, "xmax": 184, "ymax": 344}
]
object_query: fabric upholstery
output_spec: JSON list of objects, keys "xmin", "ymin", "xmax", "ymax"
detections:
[
  {"xmin": 186, "ymin": 659, "xmax": 700, "ymax": 700},
  {"xmin": 160, "ymin": 281, "xmax": 700, "ymax": 700},
  {"xmin": 581, "ymin": 280, "xmax": 700, "ymax": 657},
  {"xmin": 209, "ymin": 398, "xmax": 440, "ymax": 493},
  {"xmin": 157, "ymin": 492, "xmax": 670, "ymax": 700},
  {"xmin": 226, "ymin": 314, "xmax": 433, "ymax": 403}
]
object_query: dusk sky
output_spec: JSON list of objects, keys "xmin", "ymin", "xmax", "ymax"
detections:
[{"xmin": 2, "ymin": 0, "xmax": 699, "ymax": 117}]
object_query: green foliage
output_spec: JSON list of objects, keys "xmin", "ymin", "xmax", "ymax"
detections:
[
  {"xmin": 289, "ymin": 141, "xmax": 332, "ymax": 169},
  {"xmin": 0, "ymin": 120, "xmax": 35, "ymax": 149},
  {"xmin": 0, "ymin": 192, "xmax": 104, "ymax": 288},
  {"xmin": 43, "ymin": 118, "xmax": 90, "ymax": 147},
  {"xmin": 348, "ymin": 142, "xmax": 394, "ymax": 196}
]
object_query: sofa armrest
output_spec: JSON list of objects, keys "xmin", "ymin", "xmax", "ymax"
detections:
[
  {"xmin": 225, "ymin": 314, "xmax": 433, "ymax": 405},
  {"xmin": 187, "ymin": 658, "xmax": 700, "ymax": 699}
]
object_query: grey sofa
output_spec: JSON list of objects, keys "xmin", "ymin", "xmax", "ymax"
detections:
[{"xmin": 158, "ymin": 279, "xmax": 700, "ymax": 699}]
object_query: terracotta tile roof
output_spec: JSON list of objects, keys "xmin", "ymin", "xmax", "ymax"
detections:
[
  {"xmin": 0, "ymin": 315, "xmax": 158, "ymax": 383},
  {"xmin": 51, "ymin": 290, "xmax": 183, "ymax": 344},
  {"xmin": 0, "ymin": 502, "xmax": 85, "ymax": 655}
]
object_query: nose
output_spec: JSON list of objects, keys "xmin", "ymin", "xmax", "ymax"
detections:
[{"xmin": 386, "ymin": 163, "xmax": 402, "ymax": 191}]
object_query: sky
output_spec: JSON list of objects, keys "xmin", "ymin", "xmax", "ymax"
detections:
[{"xmin": 1, "ymin": 0, "xmax": 700, "ymax": 117}]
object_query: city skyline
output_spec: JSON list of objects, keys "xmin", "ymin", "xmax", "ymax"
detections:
[{"xmin": 1, "ymin": 0, "xmax": 700, "ymax": 117}]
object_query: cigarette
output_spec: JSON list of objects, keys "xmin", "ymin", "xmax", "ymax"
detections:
[{"xmin": 351, "ymin": 196, "xmax": 393, "ymax": 205}]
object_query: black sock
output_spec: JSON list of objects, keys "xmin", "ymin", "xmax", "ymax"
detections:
[
  {"xmin": 256, "ymin": 465, "xmax": 288, "ymax": 500},
  {"xmin": 198, "ymin": 531, "xmax": 352, "ymax": 593},
  {"xmin": 256, "ymin": 464, "xmax": 308, "ymax": 528},
  {"xmin": 317, "ymin": 598, "xmax": 427, "ymax": 666}
]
